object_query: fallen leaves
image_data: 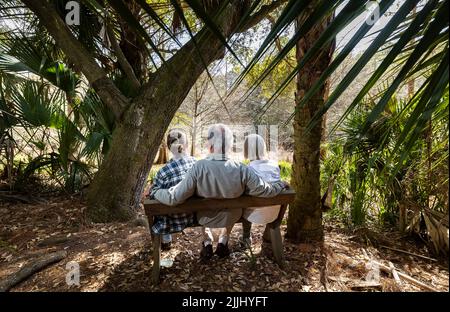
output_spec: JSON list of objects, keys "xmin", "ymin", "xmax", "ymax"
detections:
[{"xmin": 0, "ymin": 197, "xmax": 448, "ymax": 292}]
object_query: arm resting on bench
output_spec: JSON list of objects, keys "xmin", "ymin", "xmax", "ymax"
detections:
[{"xmin": 144, "ymin": 189, "xmax": 295, "ymax": 216}]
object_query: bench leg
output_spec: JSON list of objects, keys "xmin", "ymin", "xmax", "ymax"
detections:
[
  {"xmin": 151, "ymin": 233, "xmax": 161, "ymax": 285},
  {"xmin": 270, "ymin": 226, "xmax": 284, "ymax": 267},
  {"xmin": 263, "ymin": 225, "xmax": 271, "ymax": 242}
]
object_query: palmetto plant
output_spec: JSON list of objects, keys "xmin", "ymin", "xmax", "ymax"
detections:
[
  {"xmin": 0, "ymin": 30, "xmax": 115, "ymax": 192},
  {"xmin": 322, "ymin": 93, "xmax": 448, "ymax": 253}
]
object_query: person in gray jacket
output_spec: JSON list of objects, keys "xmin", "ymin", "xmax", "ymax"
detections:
[{"xmin": 154, "ymin": 124, "xmax": 286, "ymax": 260}]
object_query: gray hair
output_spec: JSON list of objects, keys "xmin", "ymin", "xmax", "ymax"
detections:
[
  {"xmin": 207, "ymin": 123, "xmax": 233, "ymax": 155},
  {"xmin": 244, "ymin": 134, "xmax": 266, "ymax": 161}
]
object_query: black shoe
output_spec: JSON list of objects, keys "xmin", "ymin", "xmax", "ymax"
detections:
[
  {"xmin": 215, "ymin": 242, "xmax": 230, "ymax": 258},
  {"xmin": 161, "ymin": 241, "xmax": 172, "ymax": 251},
  {"xmin": 200, "ymin": 242, "xmax": 213, "ymax": 261}
]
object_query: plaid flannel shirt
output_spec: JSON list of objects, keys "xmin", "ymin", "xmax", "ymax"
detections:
[{"xmin": 149, "ymin": 156, "xmax": 197, "ymax": 234}]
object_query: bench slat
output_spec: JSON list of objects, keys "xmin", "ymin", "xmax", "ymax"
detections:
[{"xmin": 144, "ymin": 190, "xmax": 295, "ymax": 216}]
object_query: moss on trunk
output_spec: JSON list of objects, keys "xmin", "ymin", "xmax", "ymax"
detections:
[{"xmin": 286, "ymin": 5, "xmax": 334, "ymax": 242}]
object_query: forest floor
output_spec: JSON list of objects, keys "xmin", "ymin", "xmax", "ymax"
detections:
[{"xmin": 0, "ymin": 195, "xmax": 448, "ymax": 292}]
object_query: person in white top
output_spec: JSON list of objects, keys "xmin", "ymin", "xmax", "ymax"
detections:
[{"xmin": 240, "ymin": 134, "xmax": 281, "ymax": 246}]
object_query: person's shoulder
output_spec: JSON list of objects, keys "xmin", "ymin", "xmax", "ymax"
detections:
[
  {"xmin": 249, "ymin": 159, "xmax": 274, "ymax": 167},
  {"xmin": 184, "ymin": 156, "xmax": 197, "ymax": 164},
  {"xmin": 192, "ymin": 159, "xmax": 210, "ymax": 173},
  {"xmin": 155, "ymin": 163, "xmax": 171, "ymax": 179},
  {"xmin": 267, "ymin": 159, "xmax": 280, "ymax": 168},
  {"xmin": 182, "ymin": 156, "xmax": 197, "ymax": 172},
  {"xmin": 195, "ymin": 158, "xmax": 210, "ymax": 166},
  {"xmin": 226, "ymin": 158, "xmax": 242, "ymax": 165},
  {"xmin": 165, "ymin": 158, "xmax": 181, "ymax": 170}
]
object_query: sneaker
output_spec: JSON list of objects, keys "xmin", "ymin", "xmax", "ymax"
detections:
[
  {"xmin": 200, "ymin": 242, "xmax": 213, "ymax": 261},
  {"xmin": 215, "ymin": 242, "xmax": 230, "ymax": 258}
]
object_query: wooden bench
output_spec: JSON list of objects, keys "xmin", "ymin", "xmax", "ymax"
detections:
[{"xmin": 144, "ymin": 189, "xmax": 295, "ymax": 284}]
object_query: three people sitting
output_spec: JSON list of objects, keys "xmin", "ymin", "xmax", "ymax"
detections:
[{"xmin": 150, "ymin": 124, "xmax": 286, "ymax": 260}]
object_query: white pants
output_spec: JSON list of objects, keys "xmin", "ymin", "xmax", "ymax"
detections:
[{"xmin": 242, "ymin": 205, "xmax": 280, "ymax": 224}]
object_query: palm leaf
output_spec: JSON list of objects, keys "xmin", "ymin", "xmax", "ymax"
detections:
[
  {"xmin": 306, "ymin": 0, "xmax": 430, "ymax": 132},
  {"xmin": 183, "ymin": 0, "xmax": 243, "ymax": 66},
  {"xmin": 259, "ymin": 0, "xmax": 395, "ymax": 121},
  {"xmin": 134, "ymin": 0, "xmax": 183, "ymax": 47}
]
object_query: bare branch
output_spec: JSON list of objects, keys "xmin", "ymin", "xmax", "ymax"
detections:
[
  {"xmin": 106, "ymin": 24, "xmax": 141, "ymax": 91},
  {"xmin": 267, "ymin": 15, "xmax": 295, "ymax": 69},
  {"xmin": 237, "ymin": 0, "xmax": 289, "ymax": 33}
]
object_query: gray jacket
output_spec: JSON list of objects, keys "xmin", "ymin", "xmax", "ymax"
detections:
[{"xmin": 154, "ymin": 154, "xmax": 285, "ymax": 206}]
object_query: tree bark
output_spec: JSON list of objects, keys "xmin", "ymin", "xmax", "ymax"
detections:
[
  {"xmin": 106, "ymin": 24, "xmax": 141, "ymax": 91},
  {"xmin": 286, "ymin": 5, "xmax": 334, "ymax": 242},
  {"xmin": 86, "ymin": 30, "xmax": 225, "ymax": 222}
]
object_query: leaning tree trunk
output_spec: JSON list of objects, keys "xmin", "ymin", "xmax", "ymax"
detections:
[
  {"xmin": 21, "ymin": 0, "xmax": 287, "ymax": 223},
  {"xmin": 286, "ymin": 6, "xmax": 334, "ymax": 242},
  {"xmin": 86, "ymin": 31, "xmax": 225, "ymax": 222}
]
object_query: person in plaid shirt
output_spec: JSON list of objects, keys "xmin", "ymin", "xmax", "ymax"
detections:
[{"xmin": 148, "ymin": 128, "xmax": 196, "ymax": 250}]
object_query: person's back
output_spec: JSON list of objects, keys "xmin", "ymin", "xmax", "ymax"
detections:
[
  {"xmin": 240, "ymin": 134, "xmax": 282, "ymax": 246},
  {"xmin": 156, "ymin": 155, "xmax": 284, "ymax": 204},
  {"xmin": 149, "ymin": 156, "xmax": 197, "ymax": 198},
  {"xmin": 192, "ymin": 156, "xmax": 279, "ymax": 199},
  {"xmin": 244, "ymin": 159, "xmax": 281, "ymax": 224},
  {"xmin": 193, "ymin": 158, "xmax": 243, "ymax": 199},
  {"xmin": 148, "ymin": 129, "xmax": 196, "ymax": 250},
  {"xmin": 248, "ymin": 159, "xmax": 280, "ymax": 183}
]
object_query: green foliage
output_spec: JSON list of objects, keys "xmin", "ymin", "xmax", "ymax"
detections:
[
  {"xmin": 0, "ymin": 1, "xmax": 447, "ymax": 255},
  {"xmin": 0, "ymin": 32, "xmax": 113, "ymax": 192},
  {"xmin": 322, "ymin": 92, "xmax": 448, "ymax": 252},
  {"xmin": 278, "ymin": 160, "xmax": 292, "ymax": 182}
]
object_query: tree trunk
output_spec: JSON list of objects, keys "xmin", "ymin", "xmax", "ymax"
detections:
[
  {"xmin": 21, "ymin": 0, "xmax": 289, "ymax": 222},
  {"xmin": 87, "ymin": 30, "xmax": 225, "ymax": 222},
  {"xmin": 286, "ymin": 6, "xmax": 334, "ymax": 242}
]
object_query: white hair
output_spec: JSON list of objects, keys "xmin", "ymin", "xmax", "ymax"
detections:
[
  {"xmin": 167, "ymin": 128, "xmax": 188, "ymax": 159},
  {"xmin": 244, "ymin": 134, "xmax": 267, "ymax": 161},
  {"xmin": 207, "ymin": 123, "xmax": 234, "ymax": 155}
]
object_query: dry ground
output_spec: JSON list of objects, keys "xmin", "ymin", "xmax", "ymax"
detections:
[{"xmin": 0, "ymin": 196, "xmax": 448, "ymax": 292}]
